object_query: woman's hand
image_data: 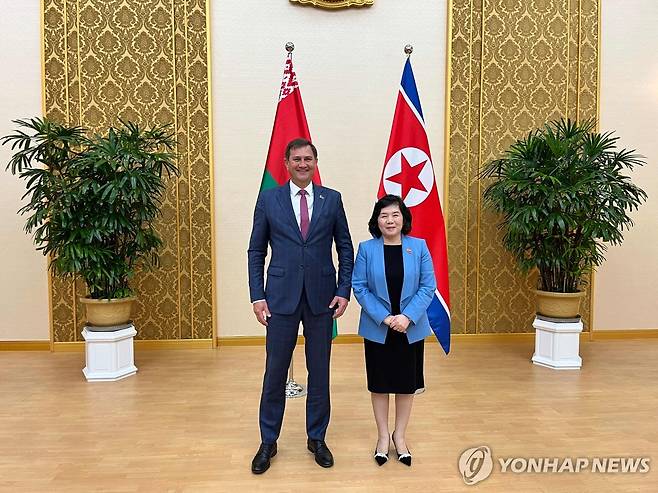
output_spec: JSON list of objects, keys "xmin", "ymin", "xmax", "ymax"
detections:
[
  {"xmin": 389, "ymin": 314, "xmax": 410, "ymax": 333},
  {"xmin": 384, "ymin": 315, "xmax": 393, "ymax": 327}
]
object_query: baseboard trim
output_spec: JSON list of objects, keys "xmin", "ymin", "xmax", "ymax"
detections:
[
  {"xmin": 216, "ymin": 332, "xmax": 556, "ymax": 346},
  {"xmin": 52, "ymin": 338, "xmax": 213, "ymax": 352},
  {"xmin": 216, "ymin": 335, "xmax": 271, "ymax": 347},
  {"xmin": 451, "ymin": 332, "xmax": 536, "ymax": 341},
  {"xmin": 6, "ymin": 330, "xmax": 657, "ymax": 352},
  {"xmin": 216, "ymin": 334, "xmax": 363, "ymax": 347},
  {"xmin": 135, "ymin": 339, "xmax": 213, "ymax": 349},
  {"xmin": 332, "ymin": 334, "xmax": 363, "ymax": 344},
  {"xmin": 449, "ymin": 332, "xmax": 595, "ymax": 343},
  {"xmin": 590, "ymin": 329, "xmax": 658, "ymax": 340},
  {"xmin": 0, "ymin": 340, "xmax": 51, "ymax": 351}
]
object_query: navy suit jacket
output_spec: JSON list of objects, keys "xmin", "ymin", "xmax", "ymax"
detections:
[
  {"xmin": 352, "ymin": 235, "xmax": 436, "ymax": 344},
  {"xmin": 248, "ymin": 182, "xmax": 354, "ymax": 315}
]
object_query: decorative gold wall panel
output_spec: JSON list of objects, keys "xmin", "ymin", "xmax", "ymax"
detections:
[
  {"xmin": 447, "ymin": 0, "xmax": 599, "ymax": 333},
  {"xmin": 43, "ymin": 0, "xmax": 213, "ymax": 341}
]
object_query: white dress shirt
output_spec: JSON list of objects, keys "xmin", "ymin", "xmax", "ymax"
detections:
[{"xmin": 289, "ymin": 181, "xmax": 314, "ymax": 227}]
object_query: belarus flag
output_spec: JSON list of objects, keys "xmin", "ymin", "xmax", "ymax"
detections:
[
  {"xmin": 378, "ymin": 58, "xmax": 451, "ymax": 354},
  {"xmin": 260, "ymin": 51, "xmax": 322, "ymax": 191}
]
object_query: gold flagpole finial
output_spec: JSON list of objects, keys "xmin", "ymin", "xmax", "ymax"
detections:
[
  {"xmin": 404, "ymin": 44, "xmax": 413, "ymax": 56},
  {"xmin": 285, "ymin": 42, "xmax": 295, "ymax": 53}
]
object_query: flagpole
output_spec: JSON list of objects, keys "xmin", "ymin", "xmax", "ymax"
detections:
[
  {"xmin": 403, "ymin": 43, "xmax": 425, "ymax": 395},
  {"xmin": 281, "ymin": 40, "xmax": 307, "ymax": 400},
  {"xmin": 285, "ymin": 346, "xmax": 307, "ymax": 398}
]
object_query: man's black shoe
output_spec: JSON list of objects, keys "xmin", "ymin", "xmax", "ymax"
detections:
[
  {"xmin": 251, "ymin": 442, "xmax": 277, "ymax": 474},
  {"xmin": 307, "ymin": 439, "xmax": 334, "ymax": 468}
]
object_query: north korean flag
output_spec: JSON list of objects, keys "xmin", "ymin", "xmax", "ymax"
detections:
[{"xmin": 378, "ymin": 58, "xmax": 451, "ymax": 354}]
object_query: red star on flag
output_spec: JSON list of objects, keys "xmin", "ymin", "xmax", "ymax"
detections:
[{"xmin": 386, "ymin": 153, "xmax": 427, "ymax": 202}]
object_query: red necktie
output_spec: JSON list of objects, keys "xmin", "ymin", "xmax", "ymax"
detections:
[{"xmin": 299, "ymin": 189, "xmax": 309, "ymax": 239}]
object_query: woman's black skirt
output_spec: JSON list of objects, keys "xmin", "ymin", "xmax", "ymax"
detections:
[{"xmin": 364, "ymin": 328, "xmax": 424, "ymax": 394}]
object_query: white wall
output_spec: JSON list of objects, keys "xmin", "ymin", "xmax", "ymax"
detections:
[
  {"xmin": 211, "ymin": 0, "xmax": 448, "ymax": 337},
  {"xmin": 0, "ymin": 1, "xmax": 49, "ymax": 340},
  {"xmin": 595, "ymin": 0, "xmax": 658, "ymax": 330}
]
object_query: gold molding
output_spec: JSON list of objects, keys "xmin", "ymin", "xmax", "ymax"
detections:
[
  {"xmin": 475, "ymin": 0, "xmax": 486, "ymax": 334},
  {"xmin": 217, "ymin": 334, "xmax": 364, "ymax": 347},
  {"xmin": 39, "ymin": 1, "xmax": 53, "ymax": 351},
  {"xmin": 589, "ymin": 270, "xmax": 597, "ymax": 341},
  {"xmin": 596, "ymin": 0, "xmax": 602, "ymax": 128},
  {"xmin": 0, "ymin": 341, "xmax": 51, "ymax": 351},
  {"xmin": 47, "ymin": 268, "xmax": 54, "ymax": 351},
  {"xmin": 62, "ymin": 0, "xmax": 70, "ymax": 123},
  {"xmin": 443, "ymin": 0, "xmax": 453, "ymax": 222},
  {"xmin": 56, "ymin": 330, "xmax": 658, "ymax": 351},
  {"xmin": 577, "ymin": 0, "xmax": 582, "ymax": 119},
  {"xmin": 331, "ymin": 334, "xmax": 363, "ymax": 344},
  {"xmin": 39, "ymin": 0, "xmax": 46, "ymax": 117},
  {"xmin": 590, "ymin": 0, "xmax": 602, "ymax": 342},
  {"xmin": 289, "ymin": 0, "xmax": 373, "ymax": 8},
  {"xmin": 206, "ymin": 0, "xmax": 218, "ymax": 348},
  {"xmin": 52, "ymin": 338, "xmax": 214, "ymax": 352},
  {"xmin": 184, "ymin": 0, "xmax": 194, "ymax": 339},
  {"xmin": 217, "ymin": 330, "xmax": 658, "ymax": 347},
  {"xmin": 76, "ymin": 0, "xmax": 83, "ymax": 127},
  {"xmin": 10, "ymin": 330, "xmax": 658, "ymax": 352},
  {"xmin": 217, "ymin": 336, "xmax": 277, "ymax": 347},
  {"xmin": 590, "ymin": 330, "xmax": 658, "ymax": 340},
  {"xmin": 566, "ymin": 0, "xmax": 571, "ymax": 115},
  {"xmin": 171, "ymin": 0, "xmax": 181, "ymax": 340}
]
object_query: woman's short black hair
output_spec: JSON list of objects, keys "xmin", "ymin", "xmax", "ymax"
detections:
[{"xmin": 368, "ymin": 194, "xmax": 412, "ymax": 238}]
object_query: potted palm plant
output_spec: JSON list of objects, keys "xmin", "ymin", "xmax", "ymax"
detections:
[
  {"xmin": 481, "ymin": 118, "xmax": 647, "ymax": 319},
  {"xmin": 2, "ymin": 118, "xmax": 178, "ymax": 328}
]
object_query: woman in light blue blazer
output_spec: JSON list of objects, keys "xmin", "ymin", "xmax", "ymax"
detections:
[{"xmin": 352, "ymin": 195, "xmax": 436, "ymax": 467}]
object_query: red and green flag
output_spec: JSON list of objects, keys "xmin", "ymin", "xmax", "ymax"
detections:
[
  {"xmin": 260, "ymin": 51, "xmax": 321, "ymax": 191},
  {"xmin": 261, "ymin": 49, "xmax": 337, "ymax": 339}
]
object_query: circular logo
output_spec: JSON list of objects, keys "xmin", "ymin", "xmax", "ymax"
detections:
[
  {"xmin": 382, "ymin": 147, "xmax": 434, "ymax": 207},
  {"xmin": 459, "ymin": 446, "xmax": 494, "ymax": 485}
]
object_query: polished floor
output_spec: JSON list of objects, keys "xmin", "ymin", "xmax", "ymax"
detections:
[{"xmin": 1, "ymin": 337, "xmax": 657, "ymax": 492}]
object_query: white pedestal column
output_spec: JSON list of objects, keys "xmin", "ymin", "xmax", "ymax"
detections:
[
  {"xmin": 532, "ymin": 316, "xmax": 583, "ymax": 370},
  {"xmin": 82, "ymin": 325, "xmax": 138, "ymax": 381}
]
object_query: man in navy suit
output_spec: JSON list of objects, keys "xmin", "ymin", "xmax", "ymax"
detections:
[{"xmin": 248, "ymin": 138, "xmax": 354, "ymax": 474}]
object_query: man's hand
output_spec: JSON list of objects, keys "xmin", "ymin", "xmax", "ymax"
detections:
[
  {"xmin": 329, "ymin": 296, "xmax": 349, "ymax": 319},
  {"xmin": 252, "ymin": 300, "xmax": 271, "ymax": 326},
  {"xmin": 389, "ymin": 314, "xmax": 410, "ymax": 333}
]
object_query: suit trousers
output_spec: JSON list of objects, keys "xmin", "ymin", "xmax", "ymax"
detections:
[{"xmin": 259, "ymin": 289, "xmax": 333, "ymax": 444}]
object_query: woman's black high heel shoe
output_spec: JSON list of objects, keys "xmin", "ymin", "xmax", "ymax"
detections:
[
  {"xmin": 373, "ymin": 438, "xmax": 390, "ymax": 466},
  {"xmin": 392, "ymin": 431, "xmax": 412, "ymax": 467}
]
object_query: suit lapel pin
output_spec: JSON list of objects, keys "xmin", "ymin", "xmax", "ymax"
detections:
[
  {"xmin": 406, "ymin": 248, "xmax": 412, "ymax": 254},
  {"xmin": 319, "ymin": 194, "xmax": 325, "ymax": 200}
]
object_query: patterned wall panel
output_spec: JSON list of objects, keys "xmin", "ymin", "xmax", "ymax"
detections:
[
  {"xmin": 447, "ymin": 0, "xmax": 599, "ymax": 333},
  {"xmin": 43, "ymin": 0, "xmax": 213, "ymax": 341}
]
